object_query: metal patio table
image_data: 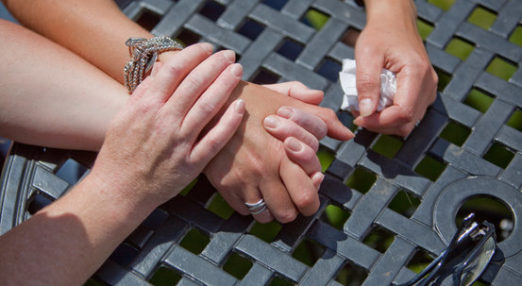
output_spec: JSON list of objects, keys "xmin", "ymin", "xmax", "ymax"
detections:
[{"xmin": 1, "ymin": 0, "xmax": 521, "ymax": 285}]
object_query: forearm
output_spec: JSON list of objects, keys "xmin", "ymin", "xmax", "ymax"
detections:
[
  {"xmin": 0, "ymin": 174, "xmax": 156, "ymax": 285},
  {"xmin": 353, "ymin": 0, "xmax": 436, "ymax": 136},
  {"xmin": 3, "ymin": 0, "xmax": 149, "ymax": 83},
  {"xmin": 4, "ymin": 0, "xmax": 351, "ymax": 140},
  {"xmin": 0, "ymin": 19, "xmax": 127, "ymax": 151}
]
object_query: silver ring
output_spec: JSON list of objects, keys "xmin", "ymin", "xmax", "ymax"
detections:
[{"xmin": 245, "ymin": 199, "xmax": 267, "ymax": 215}]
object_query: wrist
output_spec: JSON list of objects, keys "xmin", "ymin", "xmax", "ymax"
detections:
[
  {"xmin": 364, "ymin": 0, "xmax": 417, "ymax": 25},
  {"xmin": 83, "ymin": 170, "xmax": 159, "ymax": 219}
]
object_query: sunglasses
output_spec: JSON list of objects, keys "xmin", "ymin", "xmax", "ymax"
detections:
[{"xmin": 398, "ymin": 213, "xmax": 496, "ymax": 286}]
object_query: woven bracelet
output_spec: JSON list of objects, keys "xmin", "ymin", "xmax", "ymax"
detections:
[{"xmin": 123, "ymin": 36, "xmax": 183, "ymax": 93}]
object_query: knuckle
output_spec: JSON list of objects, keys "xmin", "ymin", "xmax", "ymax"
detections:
[
  {"xmin": 241, "ymin": 155, "xmax": 265, "ymax": 178},
  {"xmin": 319, "ymin": 108, "xmax": 337, "ymax": 128},
  {"xmin": 205, "ymin": 137, "xmax": 222, "ymax": 154},
  {"xmin": 164, "ymin": 62, "xmax": 183, "ymax": 78},
  {"xmin": 308, "ymin": 139, "xmax": 319, "ymax": 153},
  {"xmin": 398, "ymin": 108, "xmax": 415, "ymax": 123},
  {"xmin": 322, "ymin": 108, "xmax": 337, "ymax": 120},
  {"xmin": 198, "ymin": 100, "xmax": 218, "ymax": 115},
  {"xmin": 290, "ymin": 80, "xmax": 306, "ymax": 89},
  {"xmin": 429, "ymin": 90, "xmax": 437, "ymax": 104},
  {"xmin": 275, "ymin": 209, "xmax": 298, "ymax": 223},
  {"xmin": 315, "ymin": 121, "xmax": 328, "ymax": 139},
  {"xmin": 135, "ymin": 100, "xmax": 156, "ymax": 115},
  {"xmin": 255, "ymin": 215, "xmax": 273, "ymax": 224},
  {"xmin": 301, "ymin": 148, "xmax": 317, "ymax": 162},
  {"xmin": 413, "ymin": 59, "xmax": 430, "ymax": 71},
  {"xmin": 236, "ymin": 207, "xmax": 250, "ymax": 216},
  {"xmin": 431, "ymin": 69, "xmax": 439, "ymax": 85},
  {"xmin": 398, "ymin": 125, "xmax": 414, "ymax": 137},
  {"xmin": 183, "ymin": 75, "xmax": 203, "ymax": 91},
  {"xmin": 356, "ymin": 76, "xmax": 380, "ymax": 94},
  {"xmin": 295, "ymin": 191, "xmax": 316, "ymax": 210}
]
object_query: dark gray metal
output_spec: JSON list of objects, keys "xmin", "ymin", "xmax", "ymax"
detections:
[{"xmin": 1, "ymin": 0, "xmax": 521, "ymax": 285}]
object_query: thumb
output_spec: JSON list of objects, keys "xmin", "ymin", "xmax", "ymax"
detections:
[{"xmin": 355, "ymin": 48, "xmax": 384, "ymax": 117}]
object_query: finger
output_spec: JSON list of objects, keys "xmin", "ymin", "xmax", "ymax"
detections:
[
  {"xmin": 181, "ymin": 63, "xmax": 242, "ymax": 136},
  {"xmin": 296, "ymin": 104, "xmax": 354, "ymax": 141},
  {"xmin": 150, "ymin": 42, "xmax": 214, "ymax": 102},
  {"xmin": 130, "ymin": 75, "xmax": 154, "ymax": 101},
  {"xmin": 150, "ymin": 61, "xmax": 163, "ymax": 78},
  {"xmin": 284, "ymin": 137, "xmax": 322, "ymax": 175},
  {"xmin": 355, "ymin": 47, "xmax": 384, "ymax": 117},
  {"xmin": 190, "ymin": 99, "xmax": 245, "ymax": 164},
  {"xmin": 354, "ymin": 105, "xmax": 413, "ymax": 136},
  {"xmin": 264, "ymin": 81, "xmax": 324, "ymax": 105},
  {"xmin": 165, "ymin": 50, "xmax": 236, "ymax": 119},
  {"xmin": 311, "ymin": 172, "xmax": 325, "ymax": 190},
  {"xmin": 277, "ymin": 106, "xmax": 327, "ymax": 139},
  {"xmin": 219, "ymin": 186, "xmax": 274, "ymax": 223},
  {"xmin": 280, "ymin": 155, "xmax": 320, "ymax": 216},
  {"xmin": 354, "ymin": 68, "xmax": 424, "ymax": 137},
  {"xmin": 259, "ymin": 178, "xmax": 299, "ymax": 224},
  {"xmin": 247, "ymin": 195, "xmax": 275, "ymax": 223},
  {"xmin": 392, "ymin": 66, "xmax": 432, "ymax": 124},
  {"xmin": 263, "ymin": 115, "xmax": 319, "ymax": 151}
]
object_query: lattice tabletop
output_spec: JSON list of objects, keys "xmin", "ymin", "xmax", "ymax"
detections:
[{"xmin": 1, "ymin": 0, "xmax": 521, "ymax": 285}]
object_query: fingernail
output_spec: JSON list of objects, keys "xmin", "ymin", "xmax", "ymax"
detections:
[
  {"xmin": 234, "ymin": 99, "xmax": 245, "ymax": 113},
  {"xmin": 223, "ymin": 50, "xmax": 236, "ymax": 62},
  {"xmin": 353, "ymin": 116, "xmax": 362, "ymax": 126},
  {"xmin": 312, "ymin": 172, "xmax": 325, "ymax": 184},
  {"xmin": 200, "ymin": 42, "xmax": 214, "ymax": 53},
  {"xmin": 230, "ymin": 63, "xmax": 243, "ymax": 77},
  {"xmin": 286, "ymin": 137, "xmax": 302, "ymax": 152},
  {"xmin": 277, "ymin": 106, "xmax": 293, "ymax": 118},
  {"xmin": 359, "ymin": 98, "xmax": 374, "ymax": 117},
  {"xmin": 263, "ymin": 116, "xmax": 279, "ymax": 129}
]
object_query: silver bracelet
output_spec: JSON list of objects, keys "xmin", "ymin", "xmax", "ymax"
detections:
[{"xmin": 123, "ymin": 36, "xmax": 183, "ymax": 93}]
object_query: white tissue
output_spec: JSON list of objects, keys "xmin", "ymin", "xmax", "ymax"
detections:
[{"xmin": 339, "ymin": 59, "xmax": 397, "ymax": 112}]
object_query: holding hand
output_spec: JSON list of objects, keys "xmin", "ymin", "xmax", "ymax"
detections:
[
  {"xmin": 91, "ymin": 43, "xmax": 245, "ymax": 207},
  {"xmin": 204, "ymin": 81, "xmax": 353, "ymax": 223},
  {"xmin": 353, "ymin": 0, "xmax": 438, "ymax": 136},
  {"xmin": 0, "ymin": 42, "xmax": 246, "ymax": 286},
  {"xmin": 263, "ymin": 82, "xmax": 327, "ymax": 186}
]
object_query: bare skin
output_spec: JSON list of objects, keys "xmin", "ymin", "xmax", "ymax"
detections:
[
  {"xmin": 0, "ymin": 42, "xmax": 246, "ymax": 286},
  {"xmin": 2, "ymin": 0, "xmax": 353, "ymax": 222},
  {"xmin": 353, "ymin": 0, "xmax": 438, "ymax": 136}
]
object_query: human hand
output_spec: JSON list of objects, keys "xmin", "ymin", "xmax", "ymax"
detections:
[
  {"xmin": 204, "ymin": 81, "xmax": 353, "ymax": 223},
  {"xmin": 353, "ymin": 0, "xmax": 438, "ymax": 136},
  {"xmin": 263, "ymin": 82, "xmax": 327, "ymax": 183},
  {"xmin": 264, "ymin": 107, "xmax": 325, "ymax": 187},
  {"xmin": 90, "ymin": 43, "xmax": 245, "ymax": 208}
]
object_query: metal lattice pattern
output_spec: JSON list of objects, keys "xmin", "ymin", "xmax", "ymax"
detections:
[{"xmin": 1, "ymin": 0, "xmax": 521, "ymax": 285}]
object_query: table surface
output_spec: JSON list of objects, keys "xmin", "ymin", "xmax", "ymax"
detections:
[{"xmin": 1, "ymin": 0, "xmax": 521, "ymax": 285}]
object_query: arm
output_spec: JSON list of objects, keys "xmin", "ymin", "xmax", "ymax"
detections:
[
  {"xmin": 353, "ymin": 0, "xmax": 438, "ymax": 136},
  {"xmin": 3, "ymin": 0, "xmax": 147, "ymax": 83},
  {"xmin": 4, "ymin": 0, "xmax": 353, "ymax": 223},
  {"xmin": 0, "ymin": 19, "xmax": 126, "ymax": 151},
  {"xmin": 0, "ymin": 42, "xmax": 245, "ymax": 285},
  {"xmin": 3, "ymin": 0, "xmax": 350, "ymax": 137}
]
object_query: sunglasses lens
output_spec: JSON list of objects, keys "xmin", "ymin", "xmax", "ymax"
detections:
[{"xmin": 461, "ymin": 236, "xmax": 496, "ymax": 286}]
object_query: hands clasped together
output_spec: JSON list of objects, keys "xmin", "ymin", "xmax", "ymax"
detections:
[
  {"xmin": 93, "ymin": 42, "xmax": 350, "ymax": 221},
  {"xmin": 0, "ymin": 1, "xmax": 441, "ymax": 283}
]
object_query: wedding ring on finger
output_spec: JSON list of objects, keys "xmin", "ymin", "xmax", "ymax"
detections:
[{"xmin": 245, "ymin": 199, "xmax": 267, "ymax": 215}]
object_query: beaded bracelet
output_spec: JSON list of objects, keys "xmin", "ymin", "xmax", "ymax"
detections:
[{"xmin": 123, "ymin": 36, "xmax": 183, "ymax": 93}]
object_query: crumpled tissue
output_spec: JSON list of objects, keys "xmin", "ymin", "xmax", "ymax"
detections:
[{"xmin": 339, "ymin": 58, "xmax": 397, "ymax": 112}]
